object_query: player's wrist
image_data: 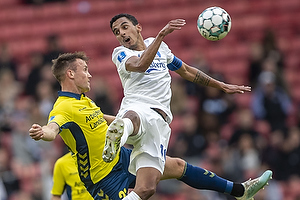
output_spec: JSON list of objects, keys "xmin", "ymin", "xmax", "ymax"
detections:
[
  {"xmin": 157, "ymin": 30, "xmax": 167, "ymax": 38},
  {"xmin": 216, "ymin": 81, "xmax": 226, "ymax": 91}
]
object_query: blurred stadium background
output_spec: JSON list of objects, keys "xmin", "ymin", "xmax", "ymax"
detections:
[{"xmin": 0, "ymin": 0, "xmax": 300, "ymax": 199}]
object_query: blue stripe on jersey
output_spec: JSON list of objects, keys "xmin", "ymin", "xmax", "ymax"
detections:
[
  {"xmin": 86, "ymin": 147, "xmax": 136, "ymax": 200},
  {"xmin": 66, "ymin": 185, "xmax": 72, "ymax": 200},
  {"xmin": 62, "ymin": 122, "xmax": 92, "ymax": 185},
  {"xmin": 167, "ymin": 56, "xmax": 182, "ymax": 71}
]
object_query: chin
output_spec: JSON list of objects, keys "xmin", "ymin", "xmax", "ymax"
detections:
[{"xmin": 83, "ymin": 87, "xmax": 90, "ymax": 93}]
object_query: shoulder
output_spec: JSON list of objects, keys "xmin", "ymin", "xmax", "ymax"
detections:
[
  {"xmin": 51, "ymin": 98, "xmax": 73, "ymax": 118},
  {"xmin": 145, "ymin": 37, "xmax": 169, "ymax": 48},
  {"xmin": 112, "ymin": 46, "xmax": 130, "ymax": 56},
  {"xmin": 113, "ymin": 46, "xmax": 129, "ymax": 59},
  {"xmin": 113, "ymin": 45, "xmax": 125, "ymax": 52},
  {"xmin": 112, "ymin": 46, "xmax": 136, "ymax": 65},
  {"xmin": 54, "ymin": 96, "xmax": 74, "ymax": 109},
  {"xmin": 144, "ymin": 37, "xmax": 155, "ymax": 45}
]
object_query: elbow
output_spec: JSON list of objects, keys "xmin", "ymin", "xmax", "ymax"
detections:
[
  {"xmin": 127, "ymin": 62, "xmax": 149, "ymax": 73},
  {"xmin": 126, "ymin": 65, "xmax": 146, "ymax": 73},
  {"xmin": 135, "ymin": 64, "xmax": 148, "ymax": 73}
]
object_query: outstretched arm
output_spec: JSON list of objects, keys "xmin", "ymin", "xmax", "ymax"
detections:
[
  {"xmin": 103, "ymin": 114, "xmax": 116, "ymax": 125},
  {"xmin": 175, "ymin": 61, "xmax": 251, "ymax": 94},
  {"xmin": 29, "ymin": 122, "xmax": 60, "ymax": 141},
  {"xmin": 51, "ymin": 195, "xmax": 61, "ymax": 200}
]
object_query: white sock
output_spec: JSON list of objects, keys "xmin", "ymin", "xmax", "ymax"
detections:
[
  {"xmin": 123, "ymin": 191, "xmax": 142, "ymax": 200},
  {"xmin": 120, "ymin": 118, "xmax": 134, "ymax": 146}
]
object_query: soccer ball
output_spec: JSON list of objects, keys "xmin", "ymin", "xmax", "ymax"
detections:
[{"xmin": 197, "ymin": 6, "xmax": 232, "ymax": 41}]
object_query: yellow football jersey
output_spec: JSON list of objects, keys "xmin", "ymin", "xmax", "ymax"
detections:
[
  {"xmin": 48, "ymin": 92, "xmax": 119, "ymax": 185},
  {"xmin": 51, "ymin": 153, "xmax": 93, "ymax": 200}
]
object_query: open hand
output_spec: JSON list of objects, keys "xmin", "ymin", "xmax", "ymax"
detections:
[{"xmin": 222, "ymin": 83, "xmax": 251, "ymax": 94}]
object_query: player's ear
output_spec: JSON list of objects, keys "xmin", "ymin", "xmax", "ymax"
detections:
[
  {"xmin": 136, "ymin": 24, "xmax": 142, "ymax": 32},
  {"xmin": 66, "ymin": 69, "xmax": 75, "ymax": 78}
]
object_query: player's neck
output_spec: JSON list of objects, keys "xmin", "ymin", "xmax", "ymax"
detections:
[
  {"xmin": 61, "ymin": 84, "xmax": 83, "ymax": 95},
  {"xmin": 129, "ymin": 35, "xmax": 146, "ymax": 51}
]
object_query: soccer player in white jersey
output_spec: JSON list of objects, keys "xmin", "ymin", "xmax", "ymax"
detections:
[{"xmin": 103, "ymin": 13, "xmax": 268, "ymax": 200}]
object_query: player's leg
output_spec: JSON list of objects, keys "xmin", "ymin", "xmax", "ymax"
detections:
[
  {"xmin": 161, "ymin": 156, "xmax": 185, "ymax": 179},
  {"xmin": 162, "ymin": 156, "xmax": 238, "ymax": 194},
  {"xmin": 162, "ymin": 156, "xmax": 273, "ymax": 200},
  {"xmin": 124, "ymin": 167, "xmax": 161, "ymax": 200},
  {"xmin": 124, "ymin": 108, "xmax": 170, "ymax": 200},
  {"xmin": 103, "ymin": 110, "xmax": 139, "ymax": 162}
]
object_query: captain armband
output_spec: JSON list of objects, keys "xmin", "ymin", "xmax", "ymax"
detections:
[{"xmin": 167, "ymin": 56, "xmax": 182, "ymax": 71}]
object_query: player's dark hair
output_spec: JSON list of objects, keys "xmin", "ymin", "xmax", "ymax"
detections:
[
  {"xmin": 110, "ymin": 13, "xmax": 139, "ymax": 29},
  {"xmin": 51, "ymin": 51, "xmax": 89, "ymax": 83}
]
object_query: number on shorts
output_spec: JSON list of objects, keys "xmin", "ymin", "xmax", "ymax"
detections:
[{"xmin": 160, "ymin": 144, "xmax": 166, "ymax": 161}]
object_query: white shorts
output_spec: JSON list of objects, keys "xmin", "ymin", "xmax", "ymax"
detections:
[{"xmin": 117, "ymin": 105, "xmax": 171, "ymax": 175}]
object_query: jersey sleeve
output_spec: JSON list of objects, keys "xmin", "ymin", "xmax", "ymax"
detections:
[
  {"xmin": 112, "ymin": 46, "xmax": 136, "ymax": 75},
  {"xmin": 160, "ymin": 41, "xmax": 174, "ymax": 64},
  {"xmin": 51, "ymin": 158, "xmax": 66, "ymax": 196},
  {"xmin": 47, "ymin": 102, "xmax": 72, "ymax": 130}
]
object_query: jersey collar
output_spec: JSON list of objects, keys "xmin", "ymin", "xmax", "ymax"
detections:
[{"xmin": 58, "ymin": 91, "xmax": 85, "ymax": 100}]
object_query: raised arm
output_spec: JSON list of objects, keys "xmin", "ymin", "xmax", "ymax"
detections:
[
  {"xmin": 126, "ymin": 19, "xmax": 186, "ymax": 72},
  {"xmin": 175, "ymin": 62, "xmax": 251, "ymax": 94},
  {"xmin": 29, "ymin": 122, "xmax": 60, "ymax": 141}
]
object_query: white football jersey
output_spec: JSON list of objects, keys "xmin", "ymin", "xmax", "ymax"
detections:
[{"xmin": 112, "ymin": 37, "xmax": 176, "ymax": 122}]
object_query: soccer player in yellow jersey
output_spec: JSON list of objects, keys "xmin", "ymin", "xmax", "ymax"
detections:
[
  {"xmin": 51, "ymin": 152, "xmax": 93, "ymax": 200},
  {"xmin": 29, "ymin": 52, "xmax": 272, "ymax": 200}
]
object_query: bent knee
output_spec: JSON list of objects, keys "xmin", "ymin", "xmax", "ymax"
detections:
[
  {"xmin": 169, "ymin": 157, "xmax": 186, "ymax": 170},
  {"xmin": 123, "ymin": 110, "xmax": 140, "ymax": 135},
  {"xmin": 175, "ymin": 157, "xmax": 186, "ymax": 169},
  {"xmin": 135, "ymin": 185, "xmax": 156, "ymax": 199},
  {"xmin": 163, "ymin": 157, "xmax": 186, "ymax": 179},
  {"xmin": 123, "ymin": 110, "xmax": 139, "ymax": 120}
]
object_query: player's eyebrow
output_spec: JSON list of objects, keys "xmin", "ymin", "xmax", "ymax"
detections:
[
  {"xmin": 120, "ymin": 21, "xmax": 129, "ymax": 27},
  {"xmin": 113, "ymin": 21, "xmax": 129, "ymax": 34},
  {"xmin": 84, "ymin": 63, "xmax": 88, "ymax": 69}
]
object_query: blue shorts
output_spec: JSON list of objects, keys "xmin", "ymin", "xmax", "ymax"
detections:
[{"xmin": 86, "ymin": 147, "xmax": 136, "ymax": 200}]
